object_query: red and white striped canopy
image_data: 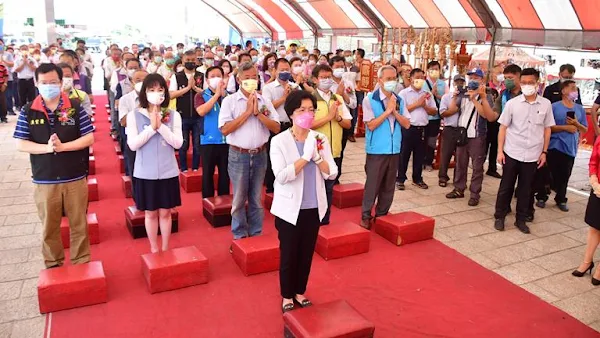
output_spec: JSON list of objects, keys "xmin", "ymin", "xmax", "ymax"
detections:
[{"xmin": 201, "ymin": 0, "xmax": 600, "ymax": 49}]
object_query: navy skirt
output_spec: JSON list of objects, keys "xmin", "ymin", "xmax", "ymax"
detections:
[{"xmin": 133, "ymin": 176, "xmax": 181, "ymax": 211}]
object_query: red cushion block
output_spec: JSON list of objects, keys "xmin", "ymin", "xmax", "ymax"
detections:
[
  {"xmin": 202, "ymin": 195, "xmax": 233, "ymax": 227},
  {"xmin": 232, "ymin": 235, "xmax": 279, "ymax": 276},
  {"xmin": 60, "ymin": 213, "xmax": 100, "ymax": 249},
  {"xmin": 263, "ymin": 192, "xmax": 273, "ymax": 210},
  {"xmin": 122, "ymin": 175, "xmax": 132, "ymax": 198},
  {"xmin": 115, "ymin": 144, "xmax": 121, "ymax": 155},
  {"xmin": 141, "ymin": 246, "xmax": 209, "ymax": 294},
  {"xmin": 125, "ymin": 206, "xmax": 179, "ymax": 239},
  {"xmin": 88, "ymin": 156, "xmax": 95, "ymax": 175},
  {"xmin": 37, "ymin": 261, "xmax": 108, "ymax": 313},
  {"xmin": 374, "ymin": 212, "xmax": 435, "ymax": 246},
  {"xmin": 118, "ymin": 155, "xmax": 125, "ymax": 174},
  {"xmin": 332, "ymin": 183, "xmax": 364, "ymax": 209},
  {"xmin": 179, "ymin": 170, "xmax": 218, "ymax": 193},
  {"xmin": 88, "ymin": 178, "xmax": 98, "ymax": 202},
  {"xmin": 283, "ymin": 300, "xmax": 375, "ymax": 338},
  {"xmin": 315, "ymin": 221, "xmax": 370, "ymax": 260}
]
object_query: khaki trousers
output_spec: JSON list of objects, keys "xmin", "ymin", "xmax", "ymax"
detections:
[{"xmin": 34, "ymin": 178, "xmax": 90, "ymax": 268}]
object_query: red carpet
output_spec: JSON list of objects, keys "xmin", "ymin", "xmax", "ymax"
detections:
[{"xmin": 45, "ymin": 96, "xmax": 598, "ymax": 337}]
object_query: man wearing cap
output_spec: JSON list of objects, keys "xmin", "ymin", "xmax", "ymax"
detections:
[
  {"xmin": 445, "ymin": 68, "xmax": 496, "ymax": 206},
  {"xmin": 438, "ymin": 74, "xmax": 466, "ymax": 187}
]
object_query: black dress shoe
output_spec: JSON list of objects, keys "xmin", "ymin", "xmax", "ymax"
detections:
[
  {"xmin": 536, "ymin": 200, "xmax": 546, "ymax": 208},
  {"xmin": 494, "ymin": 218, "xmax": 505, "ymax": 231},
  {"xmin": 486, "ymin": 171, "xmax": 502, "ymax": 178},
  {"xmin": 360, "ymin": 219, "xmax": 372, "ymax": 230},
  {"xmin": 557, "ymin": 203, "xmax": 569, "ymax": 212},
  {"xmin": 572, "ymin": 262, "xmax": 594, "ymax": 277},
  {"xmin": 515, "ymin": 220, "xmax": 530, "ymax": 234},
  {"xmin": 525, "ymin": 214, "xmax": 534, "ymax": 222},
  {"xmin": 396, "ymin": 182, "xmax": 405, "ymax": 191}
]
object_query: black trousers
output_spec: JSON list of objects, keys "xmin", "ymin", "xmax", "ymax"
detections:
[
  {"xmin": 486, "ymin": 121, "xmax": 500, "ymax": 173},
  {"xmin": 494, "ymin": 154, "xmax": 537, "ymax": 221},
  {"xmin": 276, "ymin": 208, "xmax": 320, "ymax": 299},
  {"xmin": 265, "ymin": 122, "xmax": 291, "ymax": 193},
  {"xmin": 536, "ymin": 149, "xmax": 574, "ymax": 204},
  {"xmin": 17, "ymin": 78, "xmax": 36, "ymax": 107},
  {"xmin": 0, "ymin": 88, "xmax": 7, "ymax": 120},
  {"xmin": 200, "ymin": 144, "xmax": 230, "ymax": 199},
  {"xmin": 397, "ymin": 126, "xmax": 426, "ymax": 183},
  {"xmin": 424, "ymin": 119, "xmax": 441, "ymax": 166}
]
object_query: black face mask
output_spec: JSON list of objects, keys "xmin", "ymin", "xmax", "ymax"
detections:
[{"xmin": 184, "ymin": 62, "xmax": 196, "ymax": 70}]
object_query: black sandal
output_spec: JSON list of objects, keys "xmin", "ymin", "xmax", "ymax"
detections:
[
  {"xmin": 294, "ymin": 297, "xmax": 313, "ymax": 308},
  {"xmin": 282, "ymin": 302, "xmax": 295, "ymax": 313},
  {"xmin": 439, "ymin": 181, "xmax": 447, "ymax": 187},
  {"xmin": 445, "ymin": 190, "xmax": 465, "ymax": 199}
]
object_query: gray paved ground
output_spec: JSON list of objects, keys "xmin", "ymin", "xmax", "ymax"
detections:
[{"xmin": 0, "ymin": 115, "xmax": 599, "ymax": 337}]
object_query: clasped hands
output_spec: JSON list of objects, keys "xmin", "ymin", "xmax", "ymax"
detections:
[
  {"xmin": 47, "ymin": 133, "xmax": 64, "ymax": 153},
  {"xmin": 301, "ymin": 134, "xmax": 322, "ymax": 163}
]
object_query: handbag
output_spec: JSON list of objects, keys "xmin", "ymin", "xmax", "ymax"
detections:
[{"xmin": 456, "ymin": 105, "xmax": 477, "ymax": 147}]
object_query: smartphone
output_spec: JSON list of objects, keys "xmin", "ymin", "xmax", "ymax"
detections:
[
  {"xmin": 467, "ymin": 81, "xmax": 480, "ymax": 91},
  {"xmin": 567, "ymin": 111, "xmax": 575, "ymax": 119}
]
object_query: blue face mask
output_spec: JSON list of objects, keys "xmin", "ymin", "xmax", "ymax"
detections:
[
  {"xmin": 383, "ymin": 80, "xmax": 398, "ymax": 92},
  {"xmin": 38, "ymin": 84, "xmax": 61, "ymax": 100},
  {"xmin": 278, "ymin": 71, "xmax": 292, "ymax": 82}
]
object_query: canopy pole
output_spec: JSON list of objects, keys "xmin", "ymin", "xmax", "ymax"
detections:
[
  {"xmin": 486, "ymin": 27, "xmax": 497, "ymax": 84},
  {"xmin": 314, "ymin": 30, "xmax": 318, "ymax": 49}
]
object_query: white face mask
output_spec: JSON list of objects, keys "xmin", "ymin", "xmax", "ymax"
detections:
[
  {"xmin": 521, "ymin": 84, "xmax": 537, "ymax": 96},
  {"xmin": 127, "ymin": 69, "xmax": 136, "ymax": 78},
  {"xmin": 62, "ymin": 77, "xmax": 73, "ymax": 91},
  {"xmin": 333, "ymin": 68, "xmax": 344, "ymax": 79},
  {"xmin": 292, "ymin": 66, "xmax": 303, "ymax": 75},
  {"xmin": 134, "ymin": 82, "xmax": 143, "ymax": 93},
  {"xmin": 208, "ymin": 77, "xmax": 222, "ymax": 89},
  {"xmin": 146, "ymin": 91, "xmax": 165, "ymax": 105}
]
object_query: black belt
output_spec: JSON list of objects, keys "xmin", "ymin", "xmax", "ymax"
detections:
[{"xmin": 411, "ymin": 125, "xmax": 426, "ymax": 129}]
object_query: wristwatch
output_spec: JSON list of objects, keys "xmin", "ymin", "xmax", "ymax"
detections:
[
  {"xmin": 336, "ymin": 115, "xmax": 342, "ymax": 122},
  {"xmin": 315, "ymin": 156, "xmax": 324, "ymax": 164},
  {"xmin": 542, "ymin": 150, "xmax": 548, "ymax": 154}
]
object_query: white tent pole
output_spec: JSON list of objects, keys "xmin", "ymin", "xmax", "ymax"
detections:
[{"xmin": 486, "ymin": 27, "xmax": 498, "ymax": 83}]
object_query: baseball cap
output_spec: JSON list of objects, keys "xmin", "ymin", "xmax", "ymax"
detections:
[
  {"xmin": 467, "ymin": 68, "xmax": 484, "ymax": 78},
  {"xmin": 453, "ymin": 74, "xmax": 466, "ymax": 81}
]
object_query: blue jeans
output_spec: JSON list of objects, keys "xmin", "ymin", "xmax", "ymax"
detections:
[
  {"xmin": 6, "ymin": 81, "xmax": 15, "ymax": 113},
  {"xmin": 228, "ymin": 148, "xmax": 267, "ymax": 239},
  {"xmin": 179, "ymin": 118, "xmax": 201, "ymax": 171}
]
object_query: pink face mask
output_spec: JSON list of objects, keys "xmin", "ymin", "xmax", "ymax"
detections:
[{"xmin": 293, "ymin": 112, "xmax": 314, "ymax": 129}]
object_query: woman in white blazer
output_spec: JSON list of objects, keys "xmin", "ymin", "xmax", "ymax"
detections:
[{"xmin": 270, "ymin": 90, "xmax": 338, "ymax": 313}]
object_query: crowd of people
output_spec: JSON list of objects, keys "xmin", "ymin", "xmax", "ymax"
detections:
[{"xmin": 7, "ymin": 38, "xmax": 600, "ymax": 313}]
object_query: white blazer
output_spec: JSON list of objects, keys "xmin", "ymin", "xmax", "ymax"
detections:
[{"xmin": 270, "ymin": 129, "xmax": 338, "ymax": 225}]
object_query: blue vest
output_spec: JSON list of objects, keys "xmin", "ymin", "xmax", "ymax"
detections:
[
  {"xmin": 132, "ymin": 109, "xmax": 180, "ymax": 180},
  {"xmin": 365, "ymin": 90, "xmax": 403, "ymax": 155},
  {"xmin": 201, "ymin": 89, "xmax": 226, "ymax": 145}
]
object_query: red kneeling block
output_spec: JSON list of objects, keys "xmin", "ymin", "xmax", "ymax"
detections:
[
  {"xmin": 88, "ymin": 156, "xmax": 95, "ymax": 175},
  {"xmin": 202, "ymin": 195, "xmax": 233, "ymax": 227},
  {"xmin": 179, "ymin": 169, "xmax": 218, "ymax": 193},
  {"xmin": 374, "ymin": 212, "xmax": 435, "ymax": 246},
  {"xmin": 283, "ymin": 300, "xmax": 375, "ymax": 338},
  {"xmin": 125, "ymin": 206, "xmax": 179, "ymax": 239},
  {"xmin": 263, "ymin": 192, "xmax": 273, "ymax": 210},
  {"xmin": 118, "ymin": 155, "xmax": 125, "ymax": 174},
  {"xmin": 122, "ymin": 176, "xmax": 132, "ymax": 198},
  {"xmin": 141, "ymin": 246, "xmax": 209, "ymax": 294},
  {"xmin": 37, "ymin": 261, "xmax": 108, "ymax": 313},
  {"xmin": 60, "ymin": 213, "xmax": 100, "ymax": 248},
  {"xmin": 88, "ymin": 178, "xmax": 98, "ymax": 202},
  {"xmin": 332, "ymin": 183, "xmax": 364, "ymax": 209},
  {"xmin": 115, "ymin": 144, "xmax": 121, "ymax": 155},
  {"xmin": 232, "ymin": 236, "xmax": 279, "ymax": 276},
  {"xmin": 315, "ymin": 221, "xmax": 370, "ymax": 260}
]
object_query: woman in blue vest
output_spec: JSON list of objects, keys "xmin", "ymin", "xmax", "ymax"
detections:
[
  {"xmin": 126, "ymin": 74, "xmax": 183, "ymax": 253},
  {"xmin": 195, "ymin": 66, "xmax": 230, "ymax": 198}
]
